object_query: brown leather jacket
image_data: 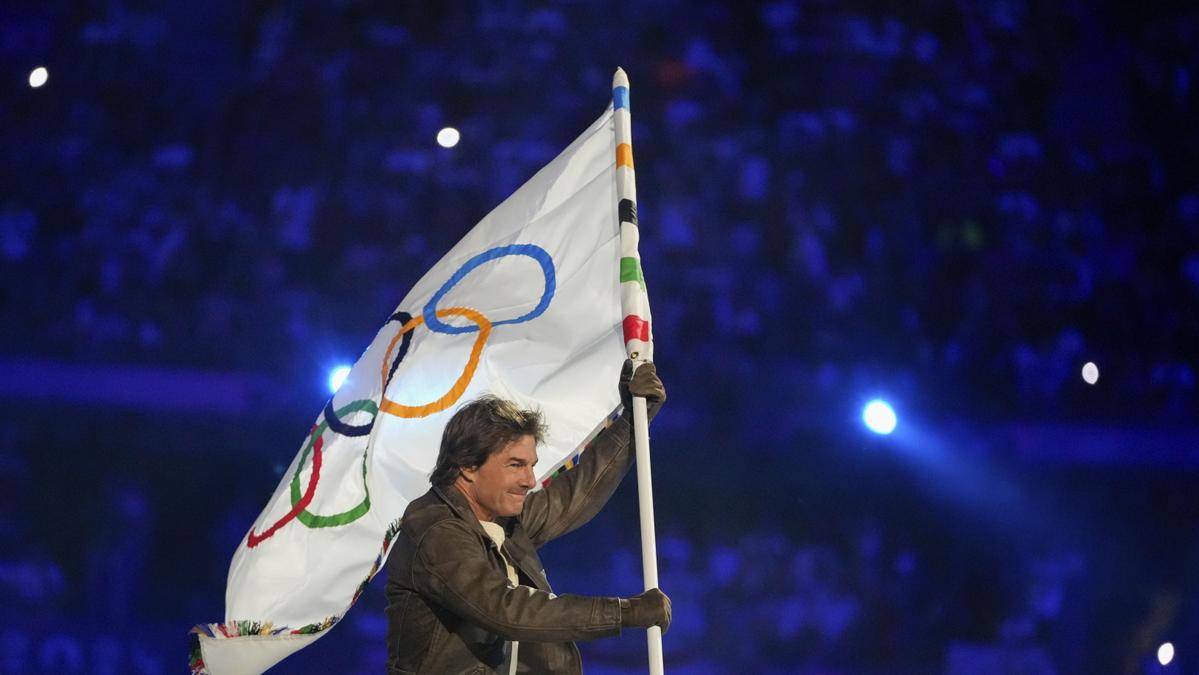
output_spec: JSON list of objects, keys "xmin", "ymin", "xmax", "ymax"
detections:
[{"xmin": 384, "ymin": 414, "xmax": 635, "ymax": 674}]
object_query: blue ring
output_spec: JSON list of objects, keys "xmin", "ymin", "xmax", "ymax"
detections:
[{"xmin": 422, "ymin": 244, "xmax": 556, "ymax": 334}]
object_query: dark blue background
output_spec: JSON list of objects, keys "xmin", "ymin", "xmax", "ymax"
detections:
[{"xmin": 2, "ymin": 1, "xmax": 1197, "ymax": 673}]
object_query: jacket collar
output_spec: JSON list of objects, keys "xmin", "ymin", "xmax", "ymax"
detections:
[{"xmin": 431, "ymin": 484, "xmax": 544, "ymax": 589}]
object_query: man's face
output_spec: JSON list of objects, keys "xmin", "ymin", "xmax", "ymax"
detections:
[{"xmin": 461, "ymin": 434, "xmax": 538, "ymax": 521}]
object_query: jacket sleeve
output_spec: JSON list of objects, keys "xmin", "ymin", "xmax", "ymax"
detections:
[
  {"xmin": 412, "ymin": 518, "xmax": 622, "ymax": 642},
  {"xmin": 520, "ymin": 414, "xmax": 634, "ymax": 549}
]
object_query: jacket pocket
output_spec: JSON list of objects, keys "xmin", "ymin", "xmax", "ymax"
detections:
[{"xmin": 386, "ymin": 591, "xmax": 440, "ymax": 673}]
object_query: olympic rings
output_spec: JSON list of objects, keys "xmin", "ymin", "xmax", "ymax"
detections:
[
  {"xmin": 247, "ymin": 245, "xmax": 558, "ymax": 548},
  {"xmin": 292, "ymin": 398, "xmax": 378, "ymax": 529},
  {"xmin": 379, "ymin": 307, "xmax": 491, "ymax": 418},
  {"xmin": 422, "ymin": 244, "xmax": 555, "ymax": 335}
]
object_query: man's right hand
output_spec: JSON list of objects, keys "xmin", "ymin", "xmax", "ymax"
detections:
[{"xmin": 620, "ymin": 588, "xmax": 672, "ymax": 633}]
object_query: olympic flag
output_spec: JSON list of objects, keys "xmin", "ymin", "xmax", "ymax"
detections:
[{"xmin": 191, "ymin": 70, "xmax": 653, "ymax": 674}]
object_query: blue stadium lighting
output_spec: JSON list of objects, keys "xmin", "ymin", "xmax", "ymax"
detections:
[
  {"xmin": 328, "ymin": 365, "xmax": 352, "ymax": 393},
  {"xmin": 862, "ymin": 399, "xmax": 897, "ymax": 435}
]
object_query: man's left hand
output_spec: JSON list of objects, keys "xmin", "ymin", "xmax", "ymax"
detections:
[{"xmin": 619, "ymin": 360, "xmax": 666, "ymax": 420}]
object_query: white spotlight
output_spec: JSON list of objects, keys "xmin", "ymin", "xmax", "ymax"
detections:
[
  {"xmin": 1158, "ymin": 642, "xmax": 1174, "ymax": 666},
  {"xmin": 1081, "ymin": 361, "xmax": 1099, "ymax": 385},
  {"xmin": 862, "ymin": 399, "xmax": 897, "ymax": 435},
  {"xmin": 28, "ymin": 67, "xmax": 48, "ymax": 88},
  {"xmin": 328, "ymin": 365, "xmax": 352, "ymax": 393},
  {"xmin": 436, "ymin": 127, "xmax": 460, "ymax": 148}
]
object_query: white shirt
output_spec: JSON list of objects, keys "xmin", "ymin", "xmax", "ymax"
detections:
[{"xmin": 479, "ymin": 519, "xmax": 519, "ymax": 674}]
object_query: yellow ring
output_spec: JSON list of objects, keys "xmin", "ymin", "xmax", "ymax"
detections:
[{"xmin": 379, "ymin": 307, "xmax": 492, "ymax": 418}]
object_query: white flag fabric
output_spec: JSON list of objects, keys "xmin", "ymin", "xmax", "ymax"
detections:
[{"xmin": 192, "ymin": 103, "xmax": 638, "ymax": 674}]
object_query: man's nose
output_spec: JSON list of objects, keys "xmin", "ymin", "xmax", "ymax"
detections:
[{"xmin": 520, "ymin": 466, "xmax": 535, "ymax": 488}]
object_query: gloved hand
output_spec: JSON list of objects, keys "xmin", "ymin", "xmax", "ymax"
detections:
[
  {"xmin": 620, "ymin": 588, "xmax": 672, "ymax": 634},
  {"xmin": 619, "ymin": 359, "xmax": 666, "ymax": 420}
]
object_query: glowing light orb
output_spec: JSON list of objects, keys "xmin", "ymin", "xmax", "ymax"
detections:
[
  {"xmin": 1081, "ymin": 361, "xmax": 1099, "ymax": 385},
  {"xmin": 328, "ymin": 365, "xmax": 352, "ymax": 393},
  {"xmin": 436, "ymin": 127, "xmax": 460, "ymax": 148},
  {"xmin": 862, "ymin": 399, "xmax": 897, "ymax": 435},
  {"xmin": 28, "ymin": 67, "xmax": 48, "ymax": 88},
  {"xmin": 1158, "ymin": 642, "xmax": 1174, "ymax": 666}
]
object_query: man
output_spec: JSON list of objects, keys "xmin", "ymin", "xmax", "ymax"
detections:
[{"xmin": 385, "ymin": 360, "xmax": 671, "ymax": 674}]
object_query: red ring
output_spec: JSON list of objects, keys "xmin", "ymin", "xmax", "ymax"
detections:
[{"xmin": 247, "ymin": 434, "xmax": 324, "ymax": 548}]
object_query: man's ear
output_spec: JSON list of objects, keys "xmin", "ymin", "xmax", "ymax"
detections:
[{"xmin": 459, "ymin": 465, "xmax": 478, "ymax": 483}]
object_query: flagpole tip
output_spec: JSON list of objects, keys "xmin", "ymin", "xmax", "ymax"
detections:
[{"xmin": 613, "ymin": 67, "xmax": 629, "ymax": 89}]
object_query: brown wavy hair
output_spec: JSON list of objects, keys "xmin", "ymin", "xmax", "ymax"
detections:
[{"xmin": 430, "ymin": 395, "xmax": 547, "ymax": 488}]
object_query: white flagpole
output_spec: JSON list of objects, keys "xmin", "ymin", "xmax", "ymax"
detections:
[
  {"xmin": 612, "ymin": 66, "xmax": 665, "ymax": 675},
  {"xmin": 632, "ymin": 396, "xmax": 663, "ymax": 674}
]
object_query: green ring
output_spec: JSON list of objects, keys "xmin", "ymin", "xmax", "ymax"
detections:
[{"xmin": 289, "ymin": 399, "xmax": 379, "ymax": 528}]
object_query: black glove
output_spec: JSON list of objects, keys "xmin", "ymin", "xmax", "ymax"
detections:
[
  {"xmin": 619, "ymin": 359, "xmax": 666, "ymax": 420},
  {"xmin": 620, "ymin": 588, "xmax": 672, "ymax": 634}
]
